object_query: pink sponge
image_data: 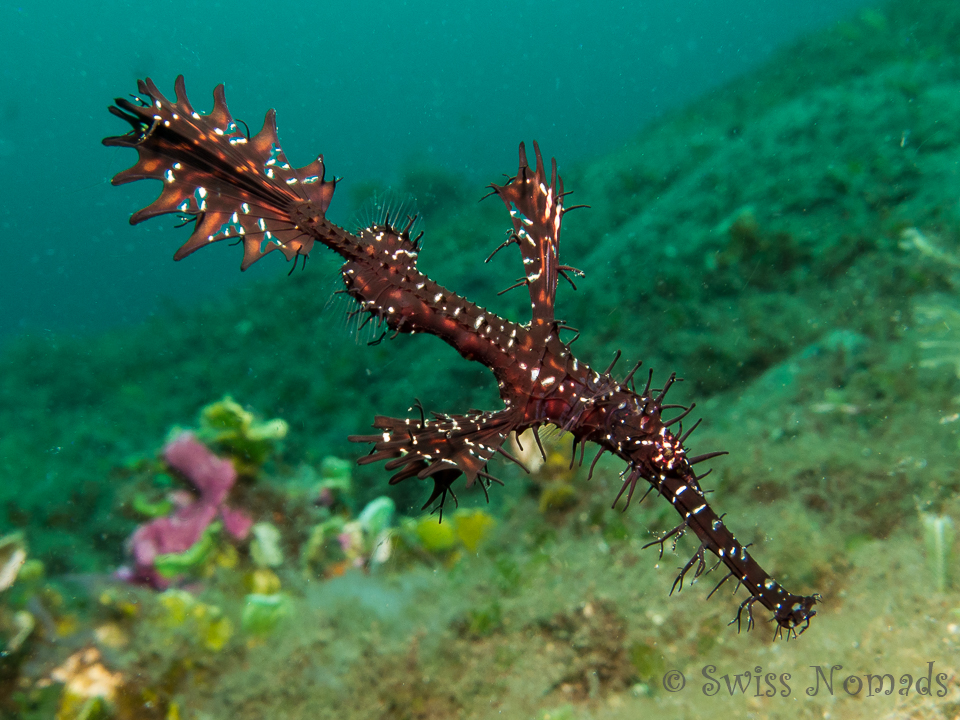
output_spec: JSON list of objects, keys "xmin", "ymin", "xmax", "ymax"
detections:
[
  {"xmin": 120, "ymin": 432, "xmax": 252, "ymax": 588},
  {"xmin": 163, "ymin": 432, "xmax": 236, "ymax": 506}
]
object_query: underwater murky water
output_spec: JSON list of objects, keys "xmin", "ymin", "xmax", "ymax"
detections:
[{"xmin": 3, "ymin": 0, "xmax": 960, "ymax": 718}]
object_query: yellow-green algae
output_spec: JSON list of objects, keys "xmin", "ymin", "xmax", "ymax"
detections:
[{"xmin": 194, "ymin": 395, "xmax": 288, "ymax": 475}]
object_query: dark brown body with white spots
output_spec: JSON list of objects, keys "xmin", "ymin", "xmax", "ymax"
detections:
[{"xmin": 104, "ymin": 76, "xmax": 818, "ymax": 637}]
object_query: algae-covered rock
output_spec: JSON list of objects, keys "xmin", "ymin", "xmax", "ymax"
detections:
[
  {"xmin": 452, "ymin": 509, "xmax": 496, "ymax": 553},
  {"xmin": 151, "ymin": 522, "xmax": 220, "ymax": 581},
  {"xmin": 0, "ymin": 533, "xmax": 41, "ymax": 657},
  {"xmin": 315, "ymin": 456, "xmax": 354, "ymax": 510},
  {"xmin": 300, "ymin": 496, "xmax": 397, "ymax": 575},
  {"xmin": 50, "ymin": 647, "xmax": 124, "ymax": 720},
  {"xmin": 300, "ymin": 515, "xmax": 347, "ymax": 577},
  {"xmin": 0, "ymin": 532, "xmax": 28, "ymax": 592},
  {"xmin": 341, "ymin": 496, "xmax": 396, "ymax": 567},
  {"xmin": 538, "ymin": 483, "xmax": 579, "ymax": 515},
  {"xmin": 241, "ymin": 593, "xmax": 291, "ymax": 636},
  {"xmin": 155, "ymin": 590, "xmax": 233, "ymax": 652},
  {"xmin": 130, "ymin": 493, "xmax": 174, "ymax": 519},
  {"xmin": 250, "ymin": 522, "xmax": 284, "ymax": 568},
  {"xmin": 413, "ymin": 515, "xmax": 458, "ymax": 553},
  {"xmin": 920, "ymin": 511, "xmax": 955, "ymax": 592},
  {"xmin": 246, "ymin": 568, "xmax": 282, "ymax": 595},
  {"xmin": 401, "ymin": 507, "xmax": 497, "ymax": 561},
  {"xmin": 196, "ymin": 395, "xmax": 288, "ymax": 472},
  {"xmin": 357, "ymin": 496, "xmax": 395, "ymax": 540},
  {"xmin": 358, "ymin": 496, "xmax": 396, "ymax": 565}
]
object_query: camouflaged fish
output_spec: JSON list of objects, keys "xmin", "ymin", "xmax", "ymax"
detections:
[{"xmin": 104, "ymin": 76, "xmax": 819, "ymax": 638}]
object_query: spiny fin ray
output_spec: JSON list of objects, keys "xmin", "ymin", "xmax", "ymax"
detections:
[{"xmin": 487, "ymin": 141, "xmax": 566, "ymax": 326}]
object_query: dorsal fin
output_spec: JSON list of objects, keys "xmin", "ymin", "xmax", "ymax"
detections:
[
  {"xmin": 488, "ymin": 141, "xmax": 565, "ymax": 326},
  {"xmin": 103, "ymin": 75, "xmax": 337, "ymax": 269}
]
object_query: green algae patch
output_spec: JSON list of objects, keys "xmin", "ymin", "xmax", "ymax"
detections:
[
  {"xmin": 241, "ymin": 593, "xmax": 291, "ymax": 636},
  {"xmin": 196, "ymin": 395, "xmax": 288, "ymax": 474}
]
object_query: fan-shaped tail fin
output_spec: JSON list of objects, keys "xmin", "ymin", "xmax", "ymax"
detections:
[{"xmin": 104, "ymin": 76, "xmax": 337, "ymax": 270}]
